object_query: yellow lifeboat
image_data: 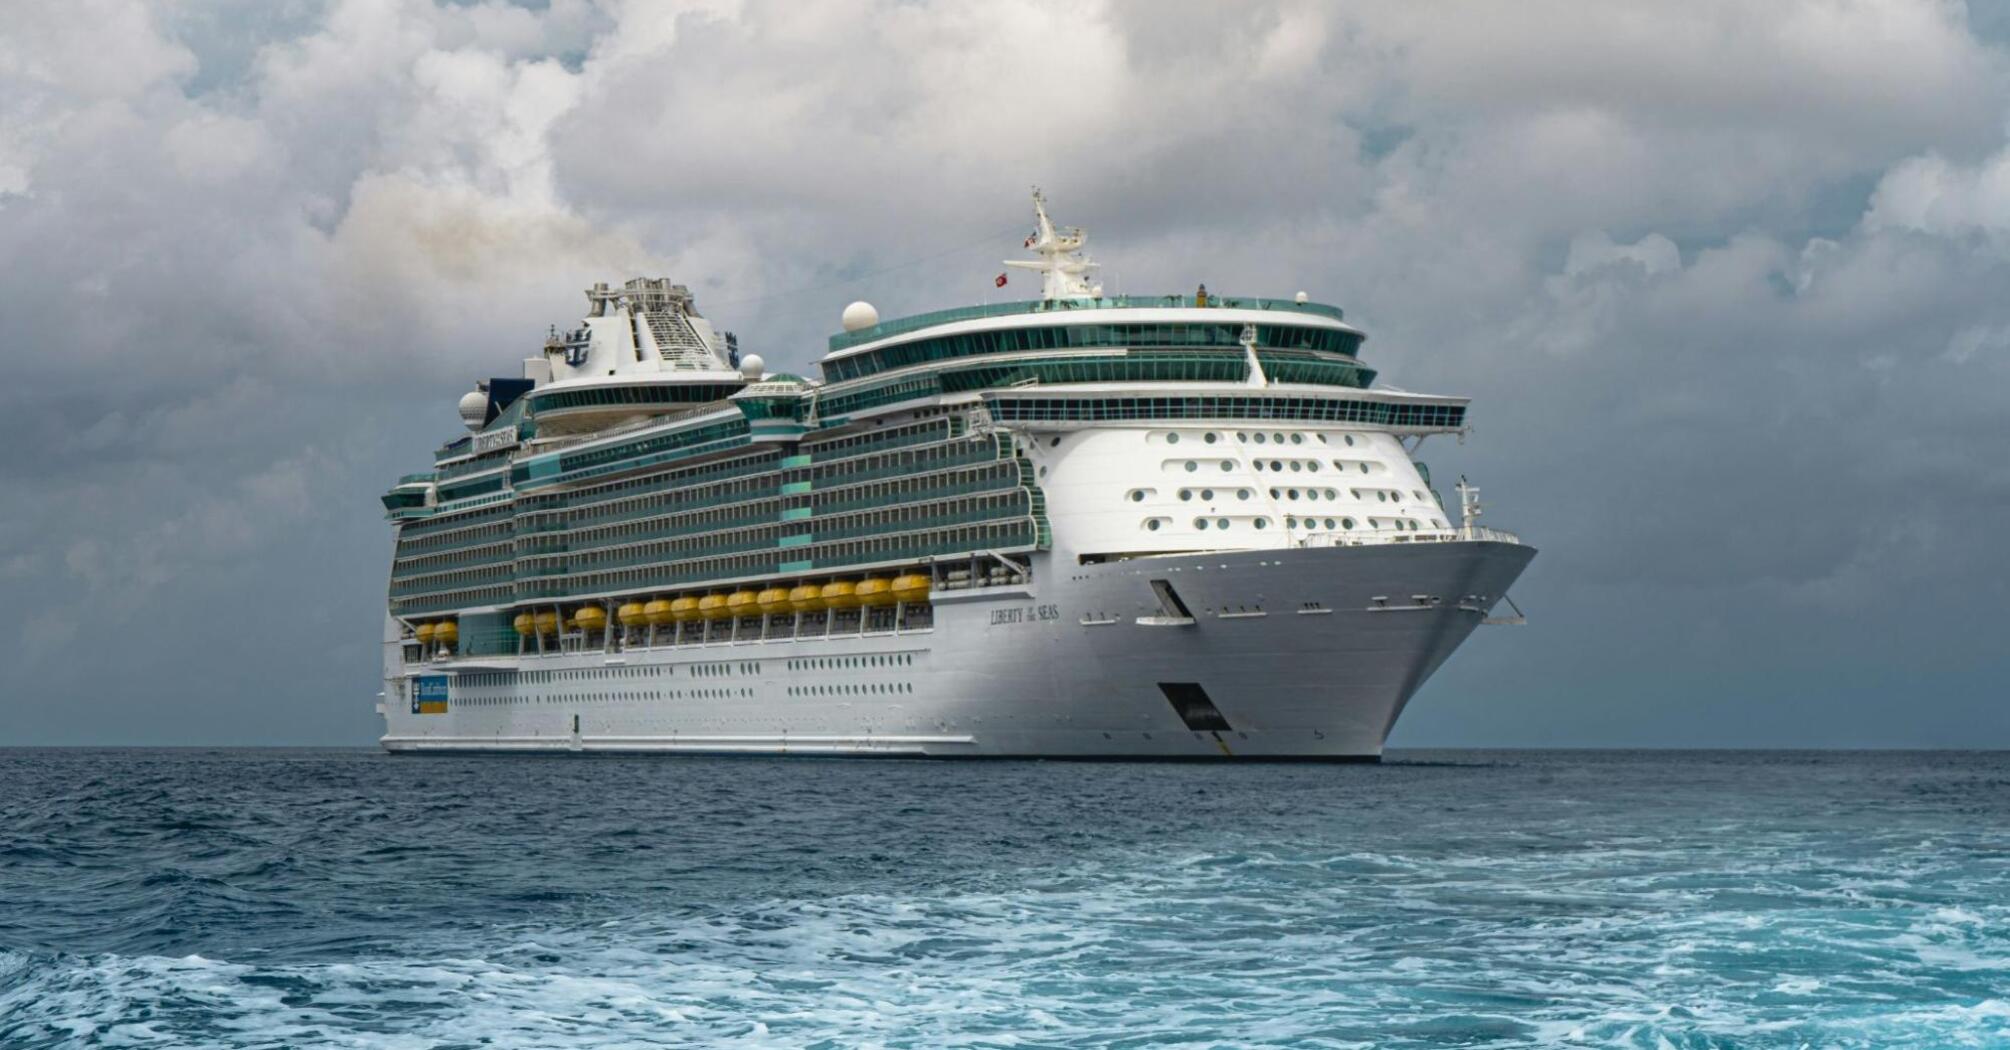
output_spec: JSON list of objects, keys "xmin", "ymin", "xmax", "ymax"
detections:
[
  {"xmin": 821, "ymin": 580, "xmax": 859, "ymax": 609},
  {"xmin": 670, "ymin": 596, "xmax": 702, "ymax": 622},
  {"xmin": 643, "ymin": 598, "xmax": 675, "ymax": 626},
  {"xmin": 433, "ymin": 621, "xmax": 458, "ymax": 646},
  {"xmin": 534, "ymin": 610, "xmax": 559, "ymax": 635},
  {"xmin": 756, "ymin": 586, "xmax": 792, "ymax": 613},
  {"xmin": 617, "ymin": 602, "xmax": 648, "ymax": 628},
  {"xmin": 697, "ymin": 593, "xmax": 730, "ymax": 620},
  {"xmin": 726, "ymin": 590, "xmax": 760, "ymax": 617},
  {"xmin": 513, "ymin": 612, "xmax": 535, "ymax": 636},
  {"xmin": 788, "ymin": 583, "xmax": 824, "ymax": 613},
  {"xmin": 891, "ymin": 573, "xmax": 931, "ymax": 603},
  {"xmin": 574, "ymin": 606, "xmax": 607, "ymax": 632},
  {"xmin": 855, "ymin": 577, "xmax": 895, "ymax": 607},
  {"xmin": 414, "ymin": 622, "xmax": 436, "ymax": 645}
]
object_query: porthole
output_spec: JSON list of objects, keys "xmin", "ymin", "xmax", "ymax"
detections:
[
  {"xmin": 1344, "ymin": 434, "xmax": 1356, "ymax": 446},
  {"xmin": 1179, "ymin": 489, "xmax": 1192, "ymax": 501},
  {"xmin": 1147, "ymin": 519, "xmax": 1162, "ymax": 531},
  {"xmin": 1237, "ymin": 489, "xmax": 1250, "ymax": 500},
  {"xmin": 1359, "ymin": 463, "xmax": 1370, "ymax": 474},
  {"xmin": 1237, "ymin": 431, "xmax": 1248, "ymax": 442},
  {"xmin": 1377, "ymin": 491, "xmax": 1387, "ymax": 502},
  {"xmin": 1217, "ymin": 518, "xmax": 1230, "ymax": 529},
  {"xmin": 1286, "ymin": 516, "xmax": 1298, "ymax": 528},
  {"xmin": 1254, "ymin": 518, "xmax": 1269, "ymax": 529},
  {"xmin": 1130, "ymin": 490, "xmax": 1145, "ymax": 502},
  {"xmin": 1253, "ymin": 433, "xmax": 1267, "ymax": 444},
  {"xmin": 1220, "ymin": 460, "xmax": 1234, "ymax": 472},
  {"xmin": 1351, "ymin": 489, "xmax": 1361, "ymax": 498},
  {"xmin": 1271, "ymin": 433, "xmax": 1285, "ymax": 443},
  {"xmin": 1269, "ymin": 488, "xmax": 1280, "ymax": 498},
  {"xmin": 1343, "ymin": 517, "xmax": 1356, "ymax": 529},
  {"xmin": 1290, "ymin": 461, "xmax": 1302, "ymax": 473},
  {"xmin": 1307, "ymin": 462, "xmax": 1320, "ymax": 472},
  {"xmin": 1288, "ymin": 489, "xmax": 1300, "ymax": 500},
  {"xmin": 1201, "ymin": 488, "xmax": 1214, "ymax": 500},
  {"xmin": 1324, "ymin": 518, "xmax": 1337, "ymax": 529},
  {"xmin": 1050, "ymin": 436, "xmax": 1061, "ymax": 447},
  {"xmin": 1194, "ymin": 518, "xmax": 1208, "ymax": 530},
  {"xmin": 1252, "ymin": 461, "xmax": 1265, "ymax": 472},
  {"xmin": 1270, "ymin": 460, "xmax": 1283, "ymax": 471},
  {"xmin": 1290, "ymin": 433, "xmax": 1303, "ymax": 445},
  {"xmin": 1316, "ymin": 434, "xmax": 1329, "ymax": 444},
  {"xmin": 1204, "ymin": 432, "xmax": 1218, "ymax": 444},
  {"xmin": 1185, "ymin": 461, "xmax": 1198, "ymax": 473},
  {"xmin": 1167, "ymin": 432, "xmax": 1180, "ymax": 444}
]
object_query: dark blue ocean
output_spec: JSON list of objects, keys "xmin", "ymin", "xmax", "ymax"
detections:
[{"xmin": 1, "ymin": 750, "xmax": 2005, "ymax": 1048}]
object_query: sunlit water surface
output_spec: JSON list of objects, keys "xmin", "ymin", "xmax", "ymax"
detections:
[{"xmin": 1, "ymin": 749, "xmax": 2005, "ymax": 1048}]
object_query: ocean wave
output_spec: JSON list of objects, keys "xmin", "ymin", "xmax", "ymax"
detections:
[{"xmin": 0, "ymin": 749, "xmax": 2006, "ymax": 1047}]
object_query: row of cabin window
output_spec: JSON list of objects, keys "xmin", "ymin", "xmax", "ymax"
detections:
[
  {"xmin": 804, "ymin": 436, "xmax": 1003, "ymax": 485},
  {"xmin": 396, "ymin": 505, "xmax": 514, "ymax": 547},
  {"xmin": 517, "ymin": 520, "xmax": 1036, "ymax": 600},
  {"xmin": 541, "ymin": 416, "xmax": 750, "ymax": 477},
  {"xmin": 396, "ymin": 519, "xmax": 514, "ymax": 557},
  {"xmin": 519, "ymin": 493, "xmax": 1029, "ymax": 574},
  {"xmin": 394, "ymin": 538, "xmax": 516, "ymax": 577},
  {"xmin": 822, "ymin": 322, "xmax": 1364, "ymax": 382},
  {"xmin": 989, "ymin": 396, "xmax": 1466, "ymax": 427},
  {"xmin": 802, "ymin": 417, "xmax": 954, "ymax": 462}
]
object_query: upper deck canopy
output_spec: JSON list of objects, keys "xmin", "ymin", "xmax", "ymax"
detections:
[{"xmin": 825, "ymin": 294, "xmax": 1350, "ymax": 355}]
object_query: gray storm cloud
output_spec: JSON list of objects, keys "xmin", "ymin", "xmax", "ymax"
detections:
[{"xmin": 2, "ymin": 0, "xmax": 2006, "ymax": 745}]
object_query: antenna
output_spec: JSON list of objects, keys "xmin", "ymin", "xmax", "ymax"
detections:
[{"xmin": 1003, "ymin": 188, "xmax": 1099, "ymax": 300}]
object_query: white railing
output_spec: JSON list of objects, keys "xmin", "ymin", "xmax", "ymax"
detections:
[{"xmin": 1292, "ymin": 524, "xmax": 1521, "ymax": 549}]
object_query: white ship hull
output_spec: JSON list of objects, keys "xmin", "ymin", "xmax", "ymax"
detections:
[{"xmin": 380, "ymin": 540, "xmax": 1533, "ymax": 760}]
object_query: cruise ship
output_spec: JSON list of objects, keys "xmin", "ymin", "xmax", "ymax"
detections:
[{"xmin": 377, "ymin": 192, "xmax": 1534, "ymax": 758}]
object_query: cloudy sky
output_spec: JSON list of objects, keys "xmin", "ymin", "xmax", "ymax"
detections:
[{"xmin": 3, "ymin": 0, "xmax": 2007, "ymax": 747}]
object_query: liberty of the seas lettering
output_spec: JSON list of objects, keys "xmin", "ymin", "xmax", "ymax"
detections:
[{"xmin": 990, "ymin": 604, "xmax": 1059, "ymax": 626}]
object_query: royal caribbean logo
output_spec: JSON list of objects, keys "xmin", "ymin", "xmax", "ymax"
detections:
[{"xmin": 414, "ymin": 675, "xmax": 450, "ymax": 715}]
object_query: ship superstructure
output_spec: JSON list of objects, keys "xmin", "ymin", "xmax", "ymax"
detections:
[{"xmin": 377, "ymin": 192, "xmax": 1533, "ymax": 758}]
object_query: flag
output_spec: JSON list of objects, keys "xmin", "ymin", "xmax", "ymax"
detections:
[{"xmin": 994, "ymin": 273, "xmax": 1008, "ymax": 288}]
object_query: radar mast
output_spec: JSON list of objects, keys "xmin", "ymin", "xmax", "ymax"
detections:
[{"xmin": 1004, "ymin": 188, "xmax": 1100, "ymax": 301}]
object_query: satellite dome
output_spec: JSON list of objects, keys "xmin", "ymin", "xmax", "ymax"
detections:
[
  {"xmin": 1294, "ymin": 290, "xmax": 1309, "ymax": 304},
  {"xmin": 841, "ymin": 301, "xmax": 879, "ymax": 332},
  {"xmin": 739, "ymin": 353, "xmax": 765, "ymax": 379},
  {"xmin": 457, "ymin": 390, "xmax": 488, "ymax": 429}
]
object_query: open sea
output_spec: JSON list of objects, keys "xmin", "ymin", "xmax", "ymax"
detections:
[{"xmin": 0, "ymin": 749, "xmax": 2005, "ymax": 1049}]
